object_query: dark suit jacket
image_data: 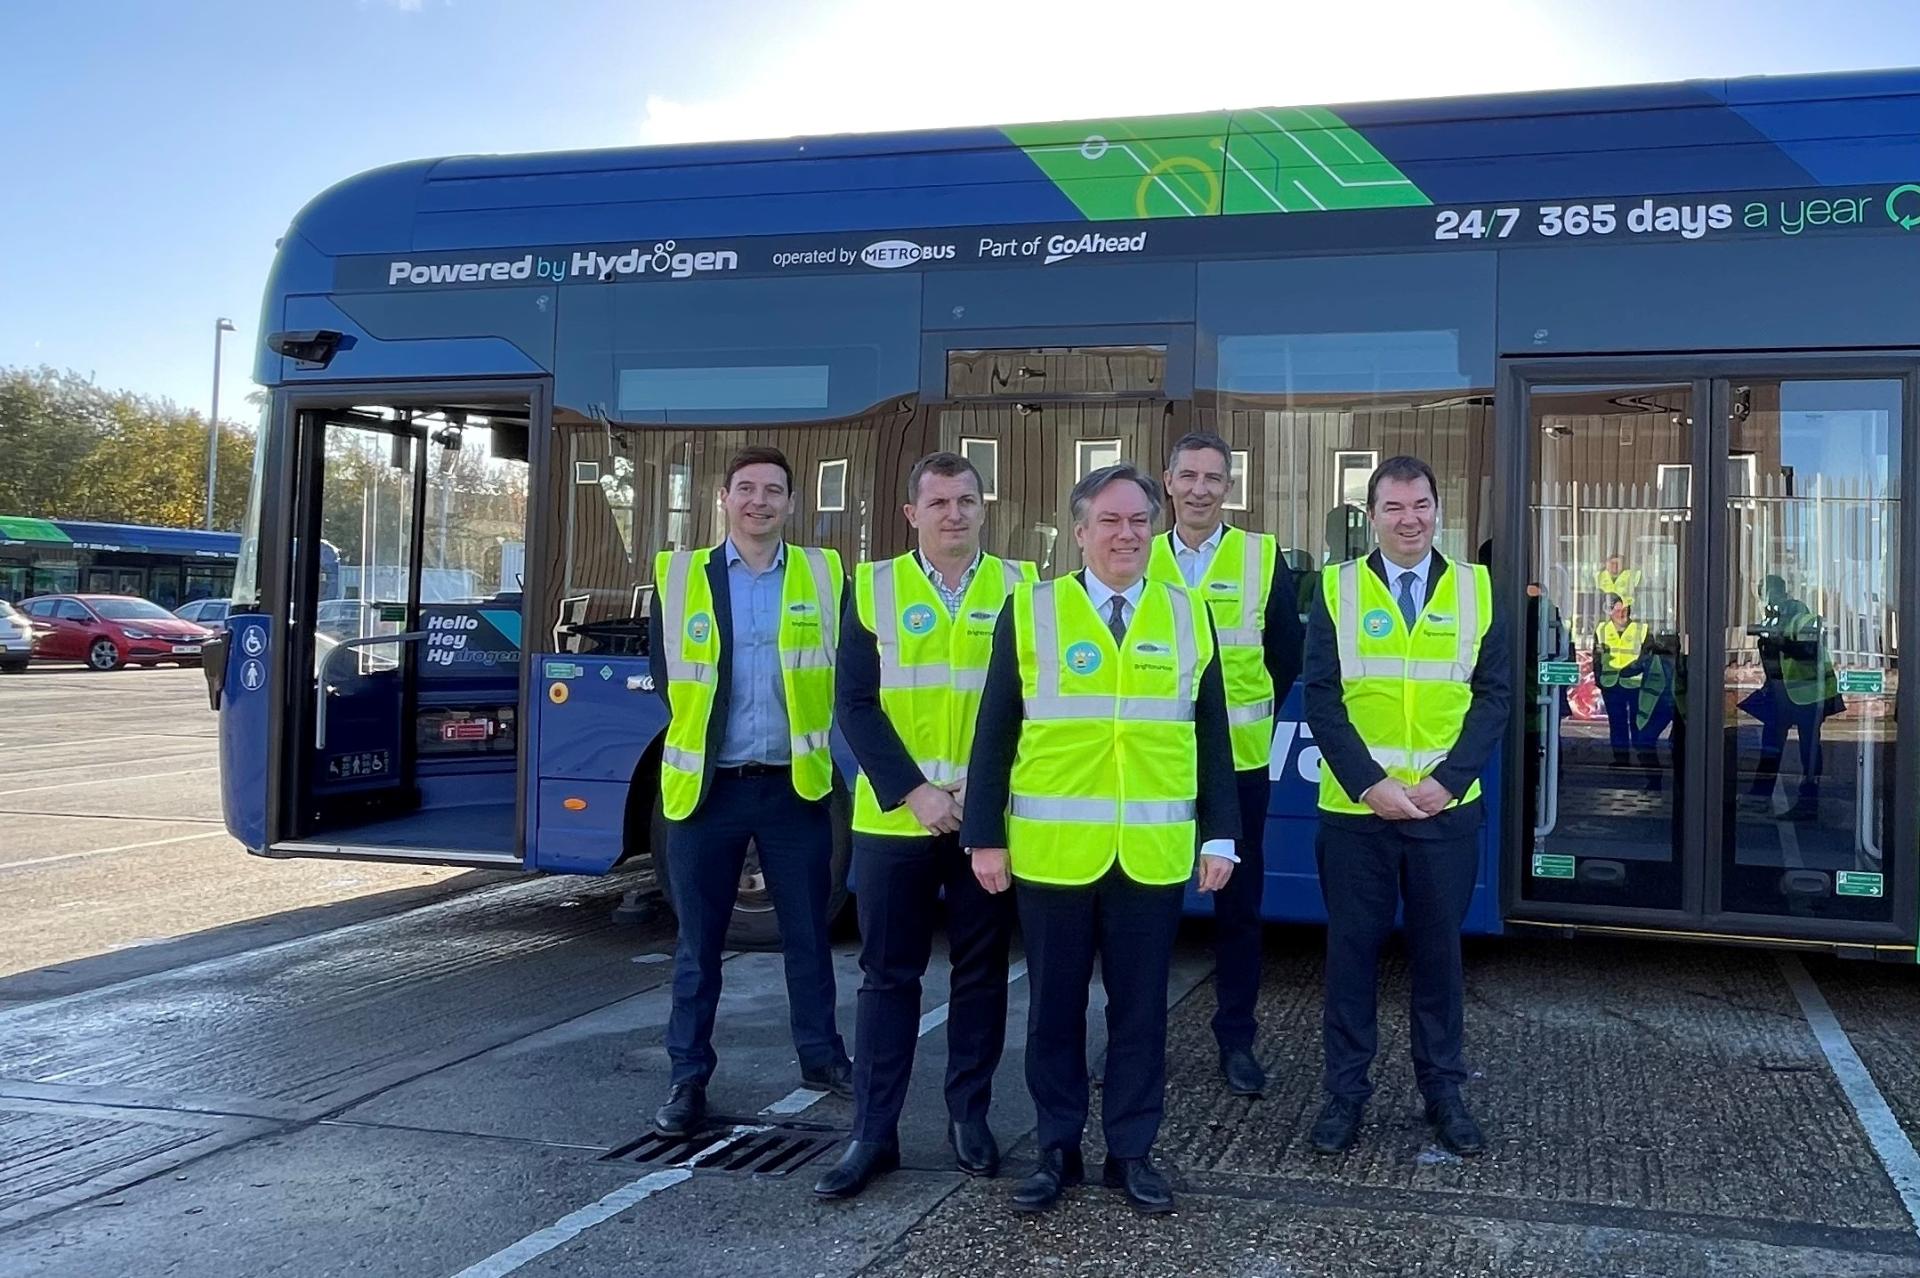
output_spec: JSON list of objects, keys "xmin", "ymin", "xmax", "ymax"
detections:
[
  {"xmin": 1302, "ymin": 549, "xmax": 1511, "ymax": 840},
  {"xmin": 1158, "ymin": 529, "xmax": 1305, "ymax": 770},
  {"xmin": 648, "ymin": 546, "xmax": 847, "ymax": 816},
  {"xmin": 959, "ymin": 572, "xmax": 1240, "ymax": 852}
]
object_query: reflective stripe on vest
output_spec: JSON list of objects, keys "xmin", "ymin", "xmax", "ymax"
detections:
[
  {"xmin": 1319, "ymin": 555, "xmax": 1491, "ymax": 816},
  {"xmin": 1007, "ymin": 576, "xmax": 1212, "ymax": 886},
  {"xmin": 851, "ymin": 553, "xmax": 1033, "ymax": 836},
  {"xmin": 1149, "ymin": 526, "xmax": 1278, "ymax": 770},
  {"xmin": 654, "ymin": 544, "xmax": 842, "ymax": 821}
]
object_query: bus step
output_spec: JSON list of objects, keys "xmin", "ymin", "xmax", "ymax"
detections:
[{"xmin": 603, "ymin": 1120, "xmax": 843, "ymax": 1177}]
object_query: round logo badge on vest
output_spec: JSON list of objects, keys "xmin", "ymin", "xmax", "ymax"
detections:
[
  {"xmin": 902, "ymin": 603, "xmax": 938, "ymax": 635},
  {"xmin": 1362, "ymin": 608, "xmax": 1396, "ymax": 639},
  {"xmin": 686, "ymin": 612, "xmax": 712, "ymax": 644},
  {"xmin": 1064, "ymin": 641, "xmax": 1103, "ymax": 676}
]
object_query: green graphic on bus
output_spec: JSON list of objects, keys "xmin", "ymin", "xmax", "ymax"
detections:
[
  {"xmin": 1531, "ymin": 854, "xmax": 1577, "ymax": 880},
  {"xmin": 1835, "ymin": 871, "xmax": 1885, "ymax": 898},
  {"xmin": 1004, "ymin": 106, "xmax": 1431, "ymax": 221}
]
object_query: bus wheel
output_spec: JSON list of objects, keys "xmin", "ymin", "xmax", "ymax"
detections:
[
  {"xmin": 650, "ymin": 785, "xmax": 852, "ymax": 953},
  {"xmin": 87, "ymin": 639, "xmax": 123, "ymax": 671}
]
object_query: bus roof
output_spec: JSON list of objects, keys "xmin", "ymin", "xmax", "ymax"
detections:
[
  {"xmin": 258, "ymin": 67, "xmax": 1920, "ymax": 383},
  {"xmin": 0, "ymin": 518, "xmax": 241, "ymax": 558}
]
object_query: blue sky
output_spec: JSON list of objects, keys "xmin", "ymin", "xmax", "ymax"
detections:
[{"xmin": 1, "ymin": 0, "xmax": 1916, "ymax": 421}]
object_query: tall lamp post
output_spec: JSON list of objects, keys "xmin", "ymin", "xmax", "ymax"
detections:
[{"xmin": 204, "ymin": 317, "xmax": 236, "ymax": 530}]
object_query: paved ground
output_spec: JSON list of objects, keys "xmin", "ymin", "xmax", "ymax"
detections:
[{"xmin": 1, "ymin": 667, "xmax": 1918, "ymax": 1277}]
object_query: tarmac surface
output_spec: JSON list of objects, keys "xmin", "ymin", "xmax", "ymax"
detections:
[{"xmin": 1, "ymin": 665, "xmax": 1918, "ymax": 1277}]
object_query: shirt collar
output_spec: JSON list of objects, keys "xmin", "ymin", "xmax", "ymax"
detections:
[
  {"xmin": 1382, "ymin": 550, "xmax": 1434, "ymax": 588},
  {"xmin": 1171, "ymin": 523, "xmax": 1226, "ymax": 555},
  {"xmin": 1082, "ymin": 570, "xmax": 1146, "ymax": 611},
  {"xmin": 916, "ymin": 548, "xmax": 982, "ymax": 590},
  {"xmin": 723, "ymin": 536, "xmax": 785, "ymax": 569}
]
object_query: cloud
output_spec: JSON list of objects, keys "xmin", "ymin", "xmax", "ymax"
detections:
[{"xmin": 636, "ymin": 0, "xmax": 1618, "ymax": 146}]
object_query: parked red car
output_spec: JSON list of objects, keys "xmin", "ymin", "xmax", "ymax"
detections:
[{"xmin": 19, "ymin": 594, "xmax": 213, "ymax": 671}]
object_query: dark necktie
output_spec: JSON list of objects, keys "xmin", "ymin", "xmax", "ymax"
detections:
[
  {"xmin": 1397, "ymin": 570, "xmax": 1420, "ymax": 630},
  {"xmin": 1106, "ymin": 594, "xmax": 1128, "ymax": 644}
]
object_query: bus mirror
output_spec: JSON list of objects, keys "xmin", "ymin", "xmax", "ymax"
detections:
[{"xmin": 268, "ymin": 329, "xmax": 346, "ymax": 368}]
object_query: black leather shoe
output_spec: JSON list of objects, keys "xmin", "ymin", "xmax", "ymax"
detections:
[
  {"xmin": 1102, "ymin": 1154, "xmax": 1175, "ymax": 1214},
  {"xmin": 949, "ymin": 1119, "xmax": 1000, "ymax": 1177},
  {"xmin": 653, "ymin": 1082, "xmax": 706, "ymax": 1137},
  {"xmin": 812, "ymin": 1140, "xmax": 900, "ymax": 1199},
  {"xmin": 1220, "ymin": 1047, "xmax": 1266, "ymax": 1097},
  {"xmin": 1425, "ymin": 1094, "xmax": 1487, "ymax": 1156},
  {"xmin": 1010, "ymin": 1147, "xmax": 1084, "ymax": 1214},
  {"xmin": 1309, "ymin": 1095, "xmax": 1364, "ymax": 1155},
  {"xmin": 800, "ymin": 1059, "xmax": 855, "ymax": 1100}
]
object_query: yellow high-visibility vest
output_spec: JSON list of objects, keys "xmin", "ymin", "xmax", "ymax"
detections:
[
  {"xmin": 1007, "ymin": 576, "xmax": 1213, "ymax": 886},
  {"xmin": 1148, "ymin": 526, "xmax": 1278, "ymax": 771},
  {"xmin": 654, "ymin": 544, "xmax": 841, "ymax": 820},
  {"xmin": 851, "ymin": 553, "xmax": 1035, "ymax": 836},
  {"xmin": 1318, "ymin": 556, "xmax": 1492, "ymax": 815},
  {"xmin": 1778, "ymin": 609, "xmax": 1838, "ymax": 707},
  {"xmin": 1596, "ymin": 566, "xmax": 1642, "ymax": 606},
  {"xmin": 1596, "ymin": 619, "xmax": 1648, "ymax": 689}
]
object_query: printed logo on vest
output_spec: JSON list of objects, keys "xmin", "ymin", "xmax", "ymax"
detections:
[
  {"xmin": 1134, "ymin": 641, "xmax": 1170, "ymax": 655},
  {"xmin": 687, "ymin": 612, "xmax": 712, "ymax": 643},
  {"xmin": 1207, "ymin": 581, "xmax": 1235, "ymax": 592},
  {"xmin": 1064, "ymin": 641, "xmax": 1103, "ymax": 676},
  {"xmin": 967, "ymin": 609, "xmax": 995, "ymax": 622},
  {"xmin": 1362, "ymin": 608, "xmax": 1395, "ymax": 639},
  {"xmin": 902, "ymin": 603, "xmax": 938, "ymax": 635},
  {"xmin": 787, "ymin": 601, "xmax": 817, "ymax": 615}
]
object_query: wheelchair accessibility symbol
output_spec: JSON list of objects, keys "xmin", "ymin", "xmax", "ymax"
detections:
[{"xmin": 240, "ymin": 627, "xmax": 266, "ymax": 657}]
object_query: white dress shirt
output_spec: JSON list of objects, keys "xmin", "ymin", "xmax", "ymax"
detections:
[
  {"xmin": 1080, "ymin": 569, "xmax": 1237, "ymax": 865},
  {"xmin": 1170, "ymin": 523, "xmax": 1227, "ymax": 588}
]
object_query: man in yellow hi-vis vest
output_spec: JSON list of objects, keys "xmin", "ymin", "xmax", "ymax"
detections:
[
  {"xmin": 962, "ymin": 463, "xmax": 1239, "ymax": 1217},
  {"xmin": 646, "ymin": 446, "xmax": 851, "ymax": 1139},
  {"xmin": 1302, "ymin": 456, "xmax": 1510, "ymax": 1160},
  {"xmin": 813, "ymin": 453, "xmax": 1035, "ymax": 1200},
  {"xmin": 1593, "ymin": 594, "xmax": 1649, "ymax": 766},
  {"xmin": 1148, "ymin": 431, "xmax": 1302, "ymax": 1099}
]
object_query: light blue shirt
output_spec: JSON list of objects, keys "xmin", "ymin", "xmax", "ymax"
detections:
[{"xmin": 716, "ymin": 537, "xmax": 789, "ymax": 767}]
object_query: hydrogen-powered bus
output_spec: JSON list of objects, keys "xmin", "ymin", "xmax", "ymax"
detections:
[
  {"xmin": 211, "ymin": 69, "xmax": 1920, "ymax": 959},
  {"xmin": 0, "ymin": 517, "xmax": 242, "ymax": 607}
]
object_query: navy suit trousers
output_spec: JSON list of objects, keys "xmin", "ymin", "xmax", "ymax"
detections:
[
  {"xmin": 1210, "ymin": 768, "xmax": 1271, "ymax": 1051},
  {"xmin": 849, "ymin": 832, "xmax": 1015, "ymax": 1143},
  {"xmin": 1315, "ymin": 821, "xmax": 1478, "ymax": 1104},
  {"xmin": 1016, "ymin": 866, "xmax": 1184, "ymax": 1160},
  {"xmin": 663, "ymin": 771, "xmax": 848, "ymax": 1088}
]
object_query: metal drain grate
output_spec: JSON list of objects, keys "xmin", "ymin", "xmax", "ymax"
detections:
[{"xmin": 604, "ymin": 1122, "xmax": 842, "ymax": 1177}]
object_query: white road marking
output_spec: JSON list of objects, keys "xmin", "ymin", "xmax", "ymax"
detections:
[
  {"xmin": 446, "ymin": 1169, "xmax": 691, "ymax": 1278},
  {"xmin": 759, "ymin": 957, "xmax": 1030, "ymax": 1118},
  {"xmin": 0, "ymin": 830, "xmax": 216, "ymax": 873},
  {"xmin": 1779, "ymin": 953, "xmax": 1920, "ymax": 1237},
  {"xmin": 0, "ymin": 764, "xmax": 216, "ymax": 798}
]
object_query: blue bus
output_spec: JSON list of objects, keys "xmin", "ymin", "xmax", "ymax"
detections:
[
  {"xmin": 0, "ymin": 517, "xmax": 242, "ymax": 607},
  {"xmin": 212, "ymin": 69, "xmax": 1919, "ymax": 959}
]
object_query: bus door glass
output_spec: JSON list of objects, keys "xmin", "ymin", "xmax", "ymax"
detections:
[
  {"xmin": 1715, "ymin": 378, "xmax": 1902, "ymax": 925},
  {"xmin": 1522, "ymin": 372, "xmax": 1909, "ymax": 936},
  {"xmin": 1524, "ymin": 382, "xmax": 1697, "ymax": 914},
  {"xmin": 299, "ymin": 412, "xmax": 422, "ymax": 829}
]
